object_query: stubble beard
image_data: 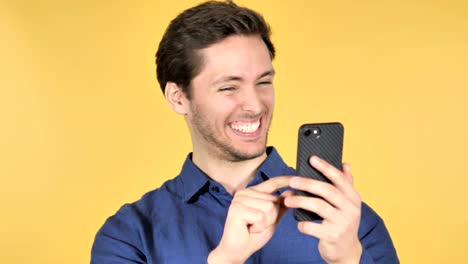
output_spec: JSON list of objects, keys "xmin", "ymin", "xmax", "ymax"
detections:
[{"xmin": 190, "ymin": 105, "xmax": 271, "ymax": 162}]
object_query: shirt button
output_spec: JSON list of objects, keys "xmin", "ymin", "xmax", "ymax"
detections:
[{"xmin": 211, "ymin": 186, "xmax": 220, "ymax": 193}]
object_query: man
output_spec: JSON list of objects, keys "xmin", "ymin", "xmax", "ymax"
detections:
[{"xmin": 91, "ymin": 1, "xmax": 399, "ymax": 263}]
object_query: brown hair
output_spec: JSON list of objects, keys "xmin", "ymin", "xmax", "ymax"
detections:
[{"xmin": 155, "ymin": 1, "xmax": 275, "ymax": 98}]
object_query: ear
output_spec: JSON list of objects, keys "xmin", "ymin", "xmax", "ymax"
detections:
[{"xmin": 165, "ymin": 82, "xmax": 189, "ymax": 115}]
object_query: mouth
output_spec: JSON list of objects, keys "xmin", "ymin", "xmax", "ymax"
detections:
[{"xmin": 229, "ymin": 119, "xmax": 261, "ymax": 135}]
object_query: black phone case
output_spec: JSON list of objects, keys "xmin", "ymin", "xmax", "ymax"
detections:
[{"xmin": 294, "ymin": 122, "xmax": 344, "ymax": 222}]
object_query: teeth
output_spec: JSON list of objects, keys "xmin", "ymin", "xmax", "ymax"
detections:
[{"xmin": 231, "ymin": 121, "xmax": 260, "ymax": 133}]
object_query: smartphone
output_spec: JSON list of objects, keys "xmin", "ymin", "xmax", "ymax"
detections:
[{"xmin": 294, "ymin": 122, "xmax": 344, "ymax": 222}]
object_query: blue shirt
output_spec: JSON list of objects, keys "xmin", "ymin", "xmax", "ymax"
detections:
[{"xmin": 91, "ymin": 147, "xmax": 399, "ymax": 263}]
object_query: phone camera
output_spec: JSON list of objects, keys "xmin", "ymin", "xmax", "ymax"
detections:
[
  {"xmin": 304, "ymin": 127, "xmax": 321, "ymax": 138},
  {"xmin": 303, "ymin": 127, "xmax": 321, "ymax": 138}
]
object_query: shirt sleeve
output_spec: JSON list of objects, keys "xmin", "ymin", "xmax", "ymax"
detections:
[
  {"xmin": 91, "ymin": 204, "xmax": 147, "ymax": 264},
  {"xmin": 358, "ymin": 203, "xmax": 400, "ymax": 264}
]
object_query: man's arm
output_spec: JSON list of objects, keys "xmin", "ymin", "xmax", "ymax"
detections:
[{"xmin": 91, "ymin": 205, "xmax": 146, "ymax": 264}]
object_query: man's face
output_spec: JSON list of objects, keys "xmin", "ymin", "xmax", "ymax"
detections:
[{"xmin": 186, "ymin": 34, "xmax": 275, "ymax": 162}]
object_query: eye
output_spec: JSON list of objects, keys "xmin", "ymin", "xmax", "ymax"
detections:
[
  {"xmin": 218, "ymin": 86, "xmax": 236, "ymax": 92},
  {"xmin": 257, "ymin": 81, "xmax": 273, "ymax": 86}
]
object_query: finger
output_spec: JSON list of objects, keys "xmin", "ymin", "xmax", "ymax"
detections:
[
  {"xmin": 289, "ymin": 177, "xmax": 348, "ymax": 210},
  {"xmin": 235, "ymin": 195, "xmax": 278, "ymax": 214},
  {"xmin": 235, "ymin": 188, "xmax": 279, "ymax": 203},
  {"xmin": 342, "ymin": 162, "xmax": 353, "ymax": 185},
  {"xmin": 308, "ymin": 156, "xmax": 344, "ymax": 188},
  {"xmin": 309, "ymin": 156, "xmax": 357, "ymax": 200},
  {"xmin": 280, "ymin": 189, "xmax": 294, "ymax": 199},
  {"xmin": 234, "ymin": 196, "xmax": 280, "ymax": 228},
  {"xmin": 250, "ymin": 176, "xmax": 292, "ymax": 194},
  {"xmin": 298, "ymin": 221, "xmax": 357, "ymax": 245},
  {"xmin": 338, "ymin": 162, "xmax": 361, "ymax": 206},
  {"xmin": 297, "ymin": 221, "xmax": 329, "ymax": 240},
  {"xmin": 228, "ymin": 202, "xmax": 267, "ymax": 233},
  {"xmin": 284, "ymin": 195, "xmax": 339, "ymax": 221}
]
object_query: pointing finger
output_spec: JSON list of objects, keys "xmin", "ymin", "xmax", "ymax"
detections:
[{"xmin": 250, "ymin": 176, "xmax": 292, "ymax": 194}]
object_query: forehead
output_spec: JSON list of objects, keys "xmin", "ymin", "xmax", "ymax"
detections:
[{"xmin": 194, "ymin": 34, "xmax": 273, "ymax": 83}]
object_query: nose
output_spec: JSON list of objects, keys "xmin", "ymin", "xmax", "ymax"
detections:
[{"xmin": 240, "ymin": 86, "xmax": 263, "ymax": 115}]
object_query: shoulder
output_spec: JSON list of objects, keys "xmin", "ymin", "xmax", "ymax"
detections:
[
  {"xmin": 358, "ymin": 202, "xmax": 394, "ymax": 246},
  {"xmin": 93, "ymin": 177, "xmax": 184, "ymax": 243},
  {"xmin": 104, "ymin": 176, "xmax": 183, "ymax": 228},
  {"xmin": 359, "ymin": 202, "xmax": 383, "ymax": 233},
  {"xmin": 91, "ymin": 177, "xmax": 185, "ymax": 262},
  {"xmin": 361, "ymin": 202, "xmax": 380, "ymax": 221}
]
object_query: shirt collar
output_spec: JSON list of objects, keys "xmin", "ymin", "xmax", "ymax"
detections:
[
  {"xmin": 179, "ymin": 147, "xmax": 293, "ymax": 202},
  {"xmin": 258, "ymin": 147, "xmax": 293, "ymax": 179},
  {"xmin": 178, "ymin": 153, "xmax": 211, "ymax": 203}
]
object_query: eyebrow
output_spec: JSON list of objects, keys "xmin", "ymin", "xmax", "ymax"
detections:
[{"xmin": 211, "ymin": 69, "xmax": 275, "ymax": 86}]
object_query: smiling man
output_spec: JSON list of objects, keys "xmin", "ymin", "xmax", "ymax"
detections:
[
  {"xmin": 167, "ymin": 34, "xmax": 276, "ymax": 195},
  {"xmin": 91, "ymin": 1, "xmax": 399, "ymax": 263}
]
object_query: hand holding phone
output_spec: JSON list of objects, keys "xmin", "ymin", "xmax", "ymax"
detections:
[{"xmin": 294, "ymin": 122, "xmax": 344, "ymax": 221}]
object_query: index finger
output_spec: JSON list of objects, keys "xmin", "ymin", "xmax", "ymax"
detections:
[
  {"xmin": 309, "ymin": 156, "xmax": 358, "ymax": 200},
  {"xmin": 250, "ymin": 176, "xmax": 292, "ymax": 193}
]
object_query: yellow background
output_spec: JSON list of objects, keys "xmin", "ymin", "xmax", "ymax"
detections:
[{"xmin": 1, "ymin": 0, "xmax": 467, "ymax": 263}]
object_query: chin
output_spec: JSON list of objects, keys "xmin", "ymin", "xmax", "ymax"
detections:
[{"xmin": 227, "ymin": 144, "xmax": 266, "ymax": 162}]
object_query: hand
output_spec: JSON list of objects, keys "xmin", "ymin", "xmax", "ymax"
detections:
[
  {"xmin": 208, "ymin": 176, "xmax": 293, "ymax": 264},
  {"xmin": 284, "ymin": 156, "xmax": 363, "ymax": 264}
]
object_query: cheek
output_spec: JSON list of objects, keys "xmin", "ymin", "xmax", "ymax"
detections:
[
  {"xmin": 198, "ymin": 98, "xmax": 237, "ymax": 124},
  {"xmin": 262, "ymin": 90, "xmax": 275, "ymax": 110},
  {"xmin": 216, "ymin": 97, "xmax": 239, "ymax": 113}
]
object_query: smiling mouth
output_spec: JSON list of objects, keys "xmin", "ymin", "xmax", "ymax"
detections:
[{"xmin": 230, "ymin": 120, "xmax": 261, "ymax": 133}]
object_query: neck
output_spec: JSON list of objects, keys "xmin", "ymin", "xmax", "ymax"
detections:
[{"xmin": 192, "ymin": 148, "xmax": 268, "ymax": 195}]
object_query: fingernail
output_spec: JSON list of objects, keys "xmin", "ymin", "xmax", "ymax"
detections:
[{"xmin": 310, "ymin": 156, "xmax": 320, "ymax": 164}]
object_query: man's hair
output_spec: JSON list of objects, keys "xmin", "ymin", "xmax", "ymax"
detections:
[{"xmin": 155, "ymin": 0, "xmax": 275, "ymax": 98}]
